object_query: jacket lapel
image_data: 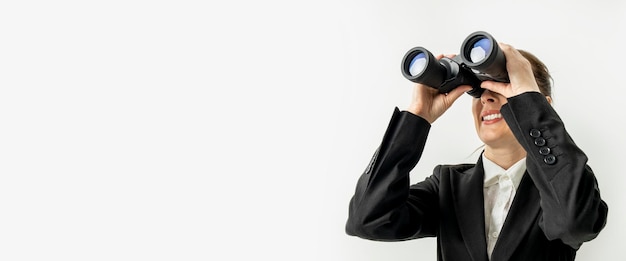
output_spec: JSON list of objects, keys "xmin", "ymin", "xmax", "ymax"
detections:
[
  {"xmin": 490, "ymin": 172, "xmax": 541, "ymax": 261},
  {"xmin": 452, "ymin": 157, "xmax": 489, "ymax": 261}
]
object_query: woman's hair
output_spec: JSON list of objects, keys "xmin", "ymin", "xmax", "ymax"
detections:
[{"xmin": 518, "ymin": 49, "xmax": 553, "ymax": 97}]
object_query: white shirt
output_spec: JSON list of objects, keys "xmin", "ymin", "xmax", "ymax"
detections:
[{"xmin": 482, "ymin": 155, "xmax": 526, "ymax": 260}]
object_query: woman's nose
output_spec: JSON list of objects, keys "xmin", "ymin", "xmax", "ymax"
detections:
[{"xmin": 480, "ymin": 90, "xmax": 496, "ymax": 104}]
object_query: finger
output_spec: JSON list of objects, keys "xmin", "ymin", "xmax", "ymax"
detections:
[
  {"xmin": 435, "ymin": 54, "xmax": 456, "ymax": 60},
  {"xmin": 497, "ymin": 42, "xmax": 540, "ymax": 95},
  {"xmin": 498, "ymin": 42, "xmax": 523, "ymax": 59},
  {"xmin": 498, "ymin": 42, "xmax": 532, "ymax": 75}
]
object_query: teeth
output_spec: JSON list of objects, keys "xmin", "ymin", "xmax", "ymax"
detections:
[{"xmin": 483, "ymin": 113, "xmax": 502, "ymax": 121}]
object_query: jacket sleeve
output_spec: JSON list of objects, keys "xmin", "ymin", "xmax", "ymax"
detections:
[
  {"xmin": 345, "ymin": 107, "xmax": 440, "ymax": 241},
  {"xmin": 501, "ymin": 92, "xmax": 608, "ymax": 249}
]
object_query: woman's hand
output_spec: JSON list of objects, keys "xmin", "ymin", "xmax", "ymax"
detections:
[
  {"xmin": 406, "ymin": 54, "xmax": 472, "ymax": 124},
  {"xmin": 480, "ymin": 43, "xmax": 541, "ymax": 98}
]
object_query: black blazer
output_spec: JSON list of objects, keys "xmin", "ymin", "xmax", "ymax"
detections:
[{"xmin": 346, "ymin": 92, "xmax": 608, "ymax": 261}]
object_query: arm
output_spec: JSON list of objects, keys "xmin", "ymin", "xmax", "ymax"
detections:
[
  {"xmin": 345, "ymin": 108, "xmax": 440, "ymax": 241},
  {"xmin": 481, "ymin": 43, "xmax": 608, "ymax": 249},
  {"xmin": 501, "ymin": 92, "xmax": 608, "ymax": 249},
  {"xmin": 345, "ymin": 53, "xmax": 470, "ymax": 241}
]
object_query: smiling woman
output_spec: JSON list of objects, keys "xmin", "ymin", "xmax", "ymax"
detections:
[{"xmin": 345, "ymin": 40, "xmax": 608, "ymax": 260}]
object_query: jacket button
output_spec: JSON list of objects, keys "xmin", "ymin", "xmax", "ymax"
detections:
[
  {"xmin": 530, "ymin": 129, "xmax": 541, "ymax": 138},
  {"xmin": 544, "ymin": 154, "xmax": 557, "ymax": 165},
  {"xmin": 534, "ymin": 137, "xmax": 546, "ymax": 146},
  {"xmin": 539, "ymin": 147, "xmax": 551, "ymax": 155}
]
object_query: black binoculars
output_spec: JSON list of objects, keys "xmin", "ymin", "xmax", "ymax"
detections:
[{"xmin": 401, "ymin": 31, "xmax": 508, "ymax": 98}]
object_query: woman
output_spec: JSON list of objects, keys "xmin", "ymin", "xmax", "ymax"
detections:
[{"xmin": 345, "ymin": 43, "xmax": 608, "ymax": 261}]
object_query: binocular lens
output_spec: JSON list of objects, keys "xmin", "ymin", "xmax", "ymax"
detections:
[
  {"xmin": 470, "ymin": 38, "xmax": 491, "ymax": 63},
  {"xmin": 401, "ymin": 47, "xmax": 447, "ymax": 88},
  {"xmin": 460, "ymin": 31, "xmax": 509, "ymax": 82},
  {"xmin": 408, "ymin": 52, "xmax": 427, "ymax": 76}
]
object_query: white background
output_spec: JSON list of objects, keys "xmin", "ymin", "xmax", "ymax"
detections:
[{"xmin": 1, "ymin": 0, "xmax": 624, "ymax": 260}]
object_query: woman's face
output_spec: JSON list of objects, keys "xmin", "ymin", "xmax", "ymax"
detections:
[{"xmin": 472, "ymin": 90, "xmax": 518, "ymax": 148}]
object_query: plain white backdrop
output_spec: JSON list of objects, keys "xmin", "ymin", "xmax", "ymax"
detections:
[{"xmin": 1, "ymin": 0, "xmax": 624, "ymax": 260}]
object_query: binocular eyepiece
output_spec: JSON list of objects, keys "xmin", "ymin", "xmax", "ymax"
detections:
[{"xmin": 401, "ymin": 31, "xmax": 508, "ymax": 98}]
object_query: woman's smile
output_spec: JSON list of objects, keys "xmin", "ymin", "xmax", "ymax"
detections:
[{"xmin": 481, "ymin": 110, "xmax": 503, "ymax": 125}]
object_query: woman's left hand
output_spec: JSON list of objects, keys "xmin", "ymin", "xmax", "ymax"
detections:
[{"xmin": 480, "ymin": 43, "xmax": 541, "ymax": 98}]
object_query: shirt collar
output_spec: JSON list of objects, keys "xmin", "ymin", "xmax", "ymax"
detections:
[{"xmin": 482, "ymin": 154, "xmax": 526, "ymax": 189}]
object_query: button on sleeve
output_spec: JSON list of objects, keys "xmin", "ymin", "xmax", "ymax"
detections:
[
  {"xmin": 543, "ymin": 154, "xmax": 557, "ymax": 165},
  {"xmin": 530, "ymin": 129, "xmax": 542, "ymax": 138},
  {"xmin": 534, "ymin": 137, "xmax": 546, "ymax": 146}
]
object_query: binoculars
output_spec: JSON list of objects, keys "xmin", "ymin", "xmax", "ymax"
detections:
[{"xmin": 401, "ymin": 31, "xmax": 508, "ymax": 98}]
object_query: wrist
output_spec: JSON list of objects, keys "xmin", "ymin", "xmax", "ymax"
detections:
[{"xmin": 406, "ymin": 104, "xmax": 434, "ymax": 123}]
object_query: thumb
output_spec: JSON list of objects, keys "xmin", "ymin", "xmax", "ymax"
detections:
[
  {"xmin": 480, "ymin": 80, "xmax": 510, "ymax": 97},
  {"xmin": 446, "ymin": 85, "xmax": 473, "ymax": 102}
]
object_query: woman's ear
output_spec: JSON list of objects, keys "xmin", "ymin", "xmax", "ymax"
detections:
[{"xmin": 546, "ymin": 96, "xmax": 553, "ymax": 104}]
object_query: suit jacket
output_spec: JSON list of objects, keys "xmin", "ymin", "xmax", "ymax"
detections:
[{"xmin": 345, "ymin": 92, "xmax": 608, "ymax": 261}]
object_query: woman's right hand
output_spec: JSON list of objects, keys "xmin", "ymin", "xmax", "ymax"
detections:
[{"xmin": 406, "ymin": 54, "xmax": 472, "ymax": 124}]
